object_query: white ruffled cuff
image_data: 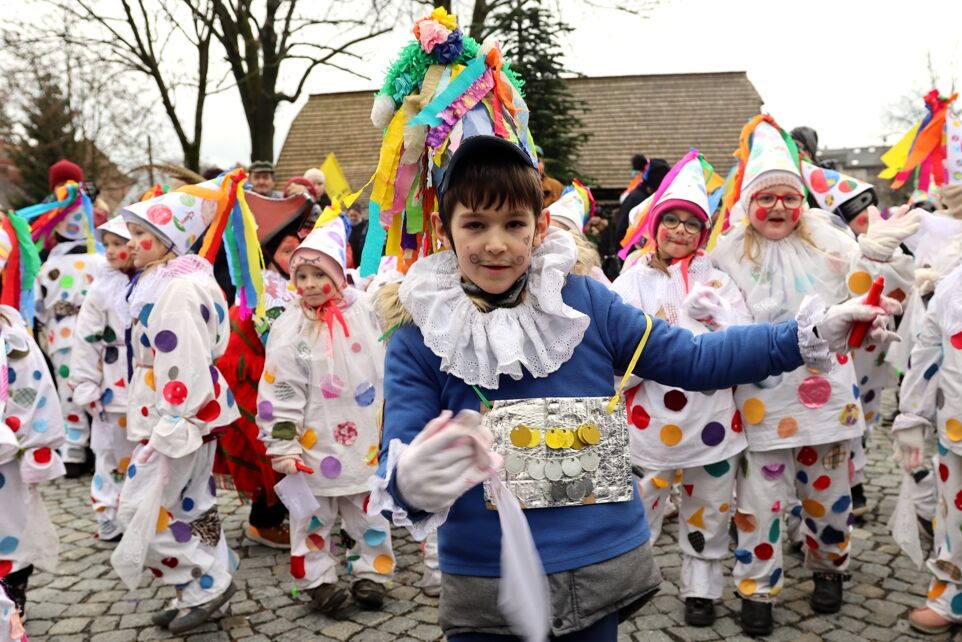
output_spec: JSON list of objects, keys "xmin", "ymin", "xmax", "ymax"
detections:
[
  {"xmin": 892, "ymin": 412, "xmax": 933, "ymax": 434},
  {"xmin": 367, "ymin": 439, "xmax": 449, "ymax": 541},
  {"xmin": 148, "ymin": 416, "xmax": 203, "ymax": 459},
  {"xmin": 795, "ymin": 295, "xmax": 834, "ymax": 373},
  {"xmin": 20, "ymin": 447, "xmax": 66, "ymax": 484}
]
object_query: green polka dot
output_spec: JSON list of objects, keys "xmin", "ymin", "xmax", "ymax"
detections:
[
  {"xmin": 60, "ymin": 275, "xmax": 74, "ymax": 289},
  {"xmin": 103, "ymin": 326, "xmax": 117, "ymax": 343},
  {"xmin": 58, "ymin": 364, "xmax": 70, "ymax": 378},
  {"xmin": 704, "ymin": 460, "xmax": 731, "ymax": 478},
  {"xmin": 272, "ymin": 421, "xmax": 297, "ymax": 440},
  {"xmin": 769, "ymin": 517, "xmax": 780, "ymax": 543}
]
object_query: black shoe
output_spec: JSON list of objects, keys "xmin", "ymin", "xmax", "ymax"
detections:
[
  {"xmin": 64, "ymin": 462, "xmax": 87, "ymax": 479},
  {"xmin": 740, "ymin": 598, "xmax": 773, "ymax": 636},
  {"xmin": 309, "ymin": 584, "xmax": 348, "ymax": 614},
  {"xmin": 918, "ymin": 515, "xmax": 935, "ymax": 540},
  {"xmin": 851, "ymin": 483, "xmax": 867, "ymax": 518},
  {"xmin": 351, "ymin": 579, "xmax": 386, "ymax": 609},
  {"xmin": 685, "ymin": 597, "xmax": 715, "ymax": 627},
  {"xmin": 810, "ymin": 572, "xmax": 844, "ymax": 614}
]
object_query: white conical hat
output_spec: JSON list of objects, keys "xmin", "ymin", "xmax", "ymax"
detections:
[
  {"xmin": 289, "ymin": 214, "xmax": 349, "ymax": 288},
  {"xmin": 946, "ymin": 114, "xmax": 962, "ymax": 186},
  {"xmin": 741, "ymin": 121, "xmax": 802, "ymax": 192},
  {"xmin": 651, "ymin": 154, "xmax": 711, "ymax": 221},
  {"xmin": 121, "ymin": 188, "xmax": 219, "ymax": 255},
  {"xmin": 95, "ymin": 215, "xmax": 130, "ymax": 243},
  {"xmin": 801, "ymin": 161, "xmax": 875, "ymax": 212}
]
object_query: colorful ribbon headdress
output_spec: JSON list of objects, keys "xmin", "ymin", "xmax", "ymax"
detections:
[
  {"xmin": 18, "ymin": 181, "xmax": 102, "ymax": 253},
  {"xmin": 1, "ymin": 211, "xmax": 42, "ymax": 324},
  {"xmin": 357, "ymin": 6, "xmax": 530, "ymax": 277},
  {"xmin": 879, "ymin": 89, "xmax": 959, "ymax": 191}
]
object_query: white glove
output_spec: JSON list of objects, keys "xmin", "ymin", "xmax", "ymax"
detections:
[
  {"xmin": 914, "ymin": 266, "xmax": 939, "ymax": 296},
  {"xmin": 683, "ymin": 284, "xmax": 727, "ymax": 324},
  {"xmin": 271, "ymin": 454, "xmax": 304, "ymax": 476},
  {"xmin": 892, "ymin": 424, "xmax": 925, "ymax": 473},
  {"xmin": 858, "ymin": 205, "xmax": 922, "ymax": 260},
  {"xmin": 395, "ymin": 409, "xmax": 499, "ymax": 514},
  {"xmin": 814, "ymin": 294, "xmax": 902, "ymax": 353}
]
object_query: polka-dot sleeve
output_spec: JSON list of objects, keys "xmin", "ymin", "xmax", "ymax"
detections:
[
  {"xmin": 848, "ymin": 247, "xmax": 915, "ymax": 303},
  {"xmin": 67, "ymin": 289, "xmax": 108, "ymax": 408},
  {"xmin": 897, "ymin": 308, "xmax": 943, "ymax": 425},
  {"xmin": 2, "ymin": 319, "xmax": 67, "ymax": 483},
  {"xmin": 144, "ymin": 282, "xmax": 220, "ymax": 458},
  {"xmin": 257, "ymin": 310, "xmax": 310, "ymax": 458}
]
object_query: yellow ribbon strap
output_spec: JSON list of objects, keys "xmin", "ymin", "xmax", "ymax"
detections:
[{"xmin": 607, "ymin": 313, "xmax": 653, "ymax": 413}]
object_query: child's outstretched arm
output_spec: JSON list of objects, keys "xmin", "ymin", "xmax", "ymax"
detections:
[{"xmin": 67, "ymin": 294, "xmax": 108, "ymax": 412}]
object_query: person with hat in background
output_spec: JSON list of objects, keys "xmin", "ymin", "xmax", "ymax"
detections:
[
  {"xmin": 110, "ymin": 170, "xmax": 264, "ymax": 634},
  {"xmin": 257, "ymin": 210, "xmax": 395, "ymax": 613},
  {"xmin": 247, "ymin": 160, "xmax": 283, "ymax": 198},
  {"xmin": 615, "ymin": 158, "xmax": 672, "ymax": 261},
  {"xmin": 547, "ymin": 180, "xmax": 608, "ymax": 283},
  {"xmin": 213, "ymin": 191, "xmax": 314, "ymax": 550},
  {"xmin": 67, "ymin": 215, "xmax": 136, "ymax": 542},
  {"xmin": 29, "ymin": 160, "xmax": 106, "ymax": 478}
]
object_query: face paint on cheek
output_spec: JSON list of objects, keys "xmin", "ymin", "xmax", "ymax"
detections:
[
  {"xmin": 118, "ymin": 251, "xmax": 128, "ymax": 260},
  {"xmin": 754, "ymin": 207, "xmax": 769, "ymax": 221},
  {"xmin": 469, "ymin": 254, "xmax": 481, "ymax": 265},
  {"xmin": 513, "ymin": 255, "xmax": 525, "ymax": 265},
  {"xmin": 791, "ymin": 208, "xmax": 801, "ymax": 222},
  {"xmin": 322, "ymin": 283, "xmax": 332, "ymax": 294},
  {"xmin": 656, "ymin": 226, "xmax": 671, "ymax": 246},
  {"xmin": 140, "ymin": 239, "xmax": 153, "ymax": 251}
]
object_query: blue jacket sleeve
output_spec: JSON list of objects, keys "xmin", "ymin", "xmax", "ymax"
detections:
[
  {"xmin": 377, "ymin": 325, "xmax": 445, "ymax": 518},
  {"xmin": 596, "ymin": 280, "xmax": 805, "ymax": 390}
]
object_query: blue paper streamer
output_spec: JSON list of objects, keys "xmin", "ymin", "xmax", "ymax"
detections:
[
  {"xmin": 360, "ymin": 202, "xmax": 387, "ymax": 277},
  {"xmin": 409, "ymin": 57, "xmax": 488, "ymax": 127}
]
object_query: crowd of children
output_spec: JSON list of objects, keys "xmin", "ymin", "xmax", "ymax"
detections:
[{"xmin": 1, "ymin": 7, "xmax": 962, "ymax": 641}]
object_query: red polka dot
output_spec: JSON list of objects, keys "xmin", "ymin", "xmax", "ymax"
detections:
[
  {"xmin": 955, "ymin": 490, "xmax": 962, "ymax": 512},
  {"xmin": 363, "ymin": 494, "xmax": 371, "ymax": 513},
  {"xmin": 813, "ymin": 475, "xmax": 831, "ymax": 491},
  {"xmin": 140, "ymin": 406, "xmax": 149, "ymax": 417},
  {"xmin": 664, "ymin": 390, "xmax": 688, "ymax": 412},
  {"xmin": 197, "ymin": 400, "xmax": 221, "ymax": 422},
  {"xmin": 952, "ymin": 331, "xmax": 962, "ymax": 350},
  {"xmin": 866, "ymin": 345, "xmax": 877, "ymax": 353},
  {"xmin": 33, "ymin": 448, "xmax": 52, "ymax": 465},
  {"xmin": 291, "ymin": 555, "xmax": 306, "ymax": 579},
  {"xmin": 149, "ymin": 567, "xmax": 163, "ymax": 577},
  {"xmin": 67, "ymin": 414, "xmax": 80, "ymax": 423},
  {"xmin": 805, "ymin": 535, "xmax": 819, "ymax": 550},
  {"xmin": 836, "ymin": 353, "xmax": 848, "ymax": 365},
  {"xmin": 0, "ymin": 560, "xmax": 11, "ymax": 578},
  {"xmin": 163, "ymin": 380, "xmax": 188, "ymax": 405},
  {"xmin": 797, "ymin": 447, "xmax": 818, "ymax": 467},
  {"xmin": 5, "ymin": 417, "xmax": 20, "ymax": 432},
  {"xmin": 731, "ymin": 410, "xmax": 743, "ymax": 433},
  {"xmin": 630, "ymin": 404, "xmax": 651, "ymax": 430},
  {"xmin": 940, "ymin": 463, "xmax": 949, "ymax": 482},
  {"xmin": 754, "ymin": 543, "xmax": 774, "ymax": 560},
  {"xmin": 832, "ymin": 554, "xmax": 848, "ymax": 567}
]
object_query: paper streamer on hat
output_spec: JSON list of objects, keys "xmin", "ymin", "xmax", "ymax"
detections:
[
  {"xmin": 880, "ymin": 90, "xmax": 958, "ymax": 190},
  {"xmin": 490, "ymin": 474, "xmax": 551, "ymax": 642},
  {"xmin": 1, "ymin": 212, "xmax": 41, "ymax": 324},
  {"xmin": 20, "ymin": 182, "xmax": 102, "ymax": 253}
]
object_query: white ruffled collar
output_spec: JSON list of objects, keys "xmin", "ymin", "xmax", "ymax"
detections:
[
  {"xmin": 398, "ymin": 229, "xmax": 589, "ymax": 389},
  {"xmin": 127, "ymin": 255, "xmax": 213, "ymax": 323}
]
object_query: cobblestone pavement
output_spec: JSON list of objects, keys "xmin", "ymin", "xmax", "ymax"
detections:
[{"xmin": 23, "ymin": 392, "xmax": 951, "ymax": 641}]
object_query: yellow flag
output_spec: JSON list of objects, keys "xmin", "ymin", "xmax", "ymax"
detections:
[
  {"xmin": 320, "ymin": 152, "xmax": 353, "ymax": 204},
  {"xmin": 879, "ymin": 121, "xmax": 921, "ymax": 180}
]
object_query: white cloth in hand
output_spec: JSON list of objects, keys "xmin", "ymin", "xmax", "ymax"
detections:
[
  {"xmin": 396, "ymin": 410, "xmax": 500, "ymax": 514},
  {"xmin": 914, "ymin": 266, "xmax": 939, "ymax": 296},
  {"xmin": 683, "ymin": 284, "xmax": 728, "ymax": 324},
  {"xmin": 891, "ymin": 422, "xmax": 925, "ymax": 473},
  {"xmin": 858, "ymin": 205, "xmax": 922, "ymax": 261},
  {"xmin": 271, "ymin": 455, "xmax": 304, "ymax": 476}
]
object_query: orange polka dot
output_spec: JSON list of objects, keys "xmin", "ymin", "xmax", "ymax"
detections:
[
  {"xmin": 802, "ymin": 499, "xmax": 826, "ymax": 518},
  {"xmin": 929, "ymin": 580, "xmax": 948, "ymax": 600},
  {"xmin": 264, "ymin": 370, "xmax": 276, "ymax": 384},
  {"xmin": 299, "ymin": 429, "xmax": 317, "ymax": 449},
  {"xmin": 373, "ymin": 554, "xmax": 394, "ymax": 574},
  {"xmin": 946, "ymin": 418, "xmax": 962, "ymax": 442},
  {"xmin": 848, "ymin": 271, "xmax": 872, "ymax": 295},
  {"xmin": 743, "ymin": 398, "xmax": 766, "ymax": 424},
  {"xmin": 156, "ymin": 508, "xmax": 171, "ymax": 533},
  {"xmin": 719, "ymin": 503, "xmax": 730, "ymax": 513},
  {"xmin": 118, "ymin": 415, "xmax": 127, "ymax": 428},
  {"xmin": 673, "ymin": 470, "xmax": 684, "ymax": 484},
  {"xmin": 777, "ymin": 417, "xmax": 798, "ymax": 438},
  {"xmin": 738, "ymin": 579, "xmax": 757, "ymax": 596},
  {"xmin": 74, "ymin": 260, "xmax": 85, "ymax": 269},
  {"xmin": 659, "ymin": 424, "xmax": 683, "ymax": 447},
  {"xmin": 365, "ymin": 444, "xmax": 379, "ymax": 467},
  {"xmin": 118, "ymin": 457, "xmax": 130, "ymax": 475},
  {"xmin": 60, "ymin": 327, "xmax": 71, "ymax": 338},
  {"xmin": 144, "ymin": 369, "xmax": 156, "ymax": 391},
  {"xmin": 651, "ymin": 476, "xmax": 670, "ymax": 489}
]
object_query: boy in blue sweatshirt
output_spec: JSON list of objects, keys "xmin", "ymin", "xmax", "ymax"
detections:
[{"xmin": 369, "ymin": 133, "xmax": 901, "ymax": 641}]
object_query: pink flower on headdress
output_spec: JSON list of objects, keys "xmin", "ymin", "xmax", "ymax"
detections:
[{"xmin": 414, "ymin": 19, "xmax": 451, "ymax": 53}]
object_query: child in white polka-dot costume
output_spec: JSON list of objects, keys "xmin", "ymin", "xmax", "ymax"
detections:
[
  {"xmin": 893, "ymin": 262, "xmax": 962, "ymax": 634},
  {"xmin": 711, "ymin": 116, "xmax": 920, "ymax": 636},
  {"xmin": 1, "ymin": 302, "xmax": 66, "ymax": 642},
  {"xmin": 257, "ymin": 213, "xmax": 395, "ymax": 614},
  {"xmin": 612, "ymin": 150, "xmax": 752, "ymax": 627},
  {"xmin": 67, "ymin": 216, "xmax": 136, "ymax": 542}
]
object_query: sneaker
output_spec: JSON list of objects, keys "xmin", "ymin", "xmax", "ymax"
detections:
[
  {"xmin": 684, "ymin": 597, "xmax": 715, "ymax": 627},
  {"xmin": 64, "ymin": 462, "xmax": 87, "ymax": 479},
  {"xmin": 151, "ymin": 609, "xmax": 178, "ymax": 628},
  {"xmin": 309, "ymin": 584, "xmax": 348, "ymax": 614},
  {"xmin": 810, "ymin": 572, "xmax": 844, "ymax": 614},
  {"xmin": 740, "ymin": 598, "xmax": 773, "ymax": 636},
  {"xmin": 245, "ymin": 523, "xmax": 290, "ymax": 549},
  {"xmin": 908, "ymin": 607, "xmax": 954, "ymax": 634},
  {"xmin": 851, "ymin": 483, "xmax": 868, "ymax": 518},
  {"xmin": 167, "ymin": 582, "xmax": 236, "ymax": 635},
  {"xmin": 418, "ymin": 568, "xmax": 441, "ymax": 598},
  {"xmin": 352, "ymin": 579, "xmax": 386, "ymax": 609}
]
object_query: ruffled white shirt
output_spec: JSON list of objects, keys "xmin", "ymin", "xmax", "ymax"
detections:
[{"xmin": 398, "ymin": 229, "xmax": 590, "ymax": 389}]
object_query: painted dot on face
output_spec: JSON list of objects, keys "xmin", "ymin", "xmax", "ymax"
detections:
[
  {"xmin": 140, "ymin": 239, "xmax": 153, "ymax": 251},
  {"xmin": 322, "ymin": 283, "xmax": 332, "ymax": 294}
]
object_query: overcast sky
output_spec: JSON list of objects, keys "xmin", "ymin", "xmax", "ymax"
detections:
[{"xmin": 194, "ymin": 0, "xmax": 962, "ymax": 168}]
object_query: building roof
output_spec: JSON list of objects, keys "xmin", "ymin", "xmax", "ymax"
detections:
[
  {"xmin": 275, "ymin": 71, "xmax": 763, "ymax": 195},
  {"xmin": 821, "ymin": 146, "xmax": 885, "ymax": 169}
]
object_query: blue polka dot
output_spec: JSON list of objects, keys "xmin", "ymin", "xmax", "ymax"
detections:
[
  {"xmin": 363, "ymin": 529, "xmax": 387, "ymax": 547},
  {"xmin": 67, "ymin": 428, "xmax": 82, "ymax": 442},
  {"xmin": 0, "ymin": 537, "xmax": 19, "ymax": 555},
  {"xmin": 734, "ymin": 548, "xmax": 753, "ymax": 564},
  {"xmin": 863, "ymin": 389, "xmax": 876, "ymax": 404},
  {"xmin": 139, "ymin": 304, "xmax": 154, "ymax": 327},
  {"xmin": 940, "ymin": 442, "xmax": 950, "ymax": 457},
  {"xmin": 198, "ymin": 574, "xmax": 214, "ymax": 589},
  {"xmin": 93, "ymin": 474, "xmax": 104, "ymax": 491},
  {"xmin": 140, "ymin": 333, "xmax": 151, "ymax": 348},
  {"xmin": 32, "ymin": 419, "xmax": 48, "ymax": 433},
  {"xmin": 770, "ymin": 568, "xmax": 782, "ymax": 587},
  {"xmin": 0, "ymin": 472, "xmax": 5, "ymax": 490},
  {"xmin": 796, "ymin": 471, "xmax": 809, "ymax": 485},
  {"xmin": 832, "ymin": 495, "xmax": 852, "ymax": 513},
  {"xmin": 860, "ymin": 376, "xmax": 869, "ymax": 386},
  {"xmin": 37, "ymin": 396, "xmax": 46, "ymax": 408},
  {"xmin": 924, "ymin": 363, "xmax": 940, "ymax": 381},
  {"xmin": 226, "ymin": 389, "xmax": 235, "ymax": 407},
  {"xmin": 7, "ymin": 368, "xmax": 15, "ymax": 384},
  {"xmin": 101, "ymin": 389, "xmax": 114, "ymax": 406},
  {"xmin": 805, "ymin": 517, "xmax": 818, "ymax": 534},
  {"xmin": 951, "ymin": 593, "xmax": 962, "ymax": 616},
  {"xmin": 32, "ymin": 370, "xmax": 42, "ymax": 380},
  {"xmin": 852, "ymin": 385, "xmax": 859, "ymax": 400},
  {"xmin": 790, "ymin": 504, "xmax": 803, "ymax": 518},
  {"xmin": 128, "ymin": 464, "xmax": 137, "ymax": 479},
  {"xmin": 200, "ymin": 305, "xmax": 210, "ymax": 323},
  {"xmin": 215, "ymin": 304, "xmax": 225, "ymax": 323},
  {"xmin": 181, "ymin": 497, "xmax": 195, "ymax": 512}
]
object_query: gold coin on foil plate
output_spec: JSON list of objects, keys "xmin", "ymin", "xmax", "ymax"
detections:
[
  {"xmin": 526, "ymin": 428, "xmax": 542, "ymax": 448},
  {"xmin": 510, "ymin": 425, "xmax": 532, "ymax": 448},
  {"xmin": 578, "ymin": 423, "xmax": 601, "ymax": 445},
  {"xmin": 545, "ymin": 429, "xmax": 566, "ymax": 449}
]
